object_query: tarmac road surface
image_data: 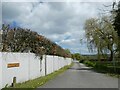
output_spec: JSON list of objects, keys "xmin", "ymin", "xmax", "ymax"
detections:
[{"xmin": 39, "ymin": 61, "xmax": 118, "ymax": 88}]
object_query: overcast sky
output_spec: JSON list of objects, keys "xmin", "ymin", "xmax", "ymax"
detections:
[{"xmin": 1, "ymin": 0, "xmax": 113, "ymax": 54}]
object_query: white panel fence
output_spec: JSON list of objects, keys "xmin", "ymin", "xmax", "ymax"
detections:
[{"xmin": 0, "ymin": 52, "xmax": 72, "ymax": 89}]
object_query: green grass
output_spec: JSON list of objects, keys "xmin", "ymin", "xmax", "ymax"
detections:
[
  {"xmin": 2, "ymin": 63, "xmax": 73, "ymax": 90},
  {"xmin": 83, "ymin": 60, "xmax": 120, "ymax": 77}
]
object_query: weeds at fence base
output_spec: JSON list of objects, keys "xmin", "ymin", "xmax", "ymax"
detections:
[{"xmin": 2, "ymin": 63, "xmax": 73, "ymax": 90}]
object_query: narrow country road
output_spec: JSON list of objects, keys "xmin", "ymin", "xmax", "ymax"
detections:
[{"xmin": 39, "ymin": 61, "xmax": 118, "ymax": 88}]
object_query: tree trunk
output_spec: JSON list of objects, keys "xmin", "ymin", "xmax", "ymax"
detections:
[
  {"xmin": 118, "ymin": 40, "xmax": 120, "ymax": 57},
  {"xmin": 109, "ymin": 50, "xmax": 113, "ymax": 61},
  {"xmin": 97, "ymin": 48, "xmax": 100, "ymax": 62}
]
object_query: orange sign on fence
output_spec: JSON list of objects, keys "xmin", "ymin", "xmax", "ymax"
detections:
[{"xmin": 7, "ymin": 63, "xmax": 20, "ymax": 68}]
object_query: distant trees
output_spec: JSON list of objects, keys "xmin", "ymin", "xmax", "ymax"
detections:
[
  {"xmin": 1, "ymin": 24, "xmax": 71, "ymax": 58},
  {"xmin": 72, "ymin": 53, "xmax": 83, "ymax": 61}
]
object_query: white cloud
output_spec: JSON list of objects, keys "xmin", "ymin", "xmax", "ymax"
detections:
[
  {"xmin": 3, "ymin": 0, "xmax": 40, "ymax": 2},
  {"xmin": 0, "ymin": 1, "xmax": 2, "ymax": 28},
  {"xmin": 2, "ymin": 0, "xmax": 115, "ymax": 2},
  {"xmin": 2, "ymin": 1, "xmax": 112, "ymax": 54}
]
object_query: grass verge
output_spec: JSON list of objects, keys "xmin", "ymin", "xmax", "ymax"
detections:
[
  {"xmin": 83, "ymin": 61, "xmax": 120, "ymax": 78},
  {"xmin": 2, "ymin": 63, "xmax": 73, "ymax": 90}
]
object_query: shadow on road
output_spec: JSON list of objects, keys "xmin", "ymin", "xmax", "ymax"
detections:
[
  {"xmin": 68, "ymin": 67, "xmax": 92, "ymax": 70},
  {"xmin": 39, "ymin": 62, "xmax": 118, "ymax": 88},
  {"xmin": 68, "ymin": 62, "xmax": 93, "ymax": 71}
]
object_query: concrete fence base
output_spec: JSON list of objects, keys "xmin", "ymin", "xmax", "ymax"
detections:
[{"xmin": 0, "ymin": 52, "xmax": 72, "ymax": 89}]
